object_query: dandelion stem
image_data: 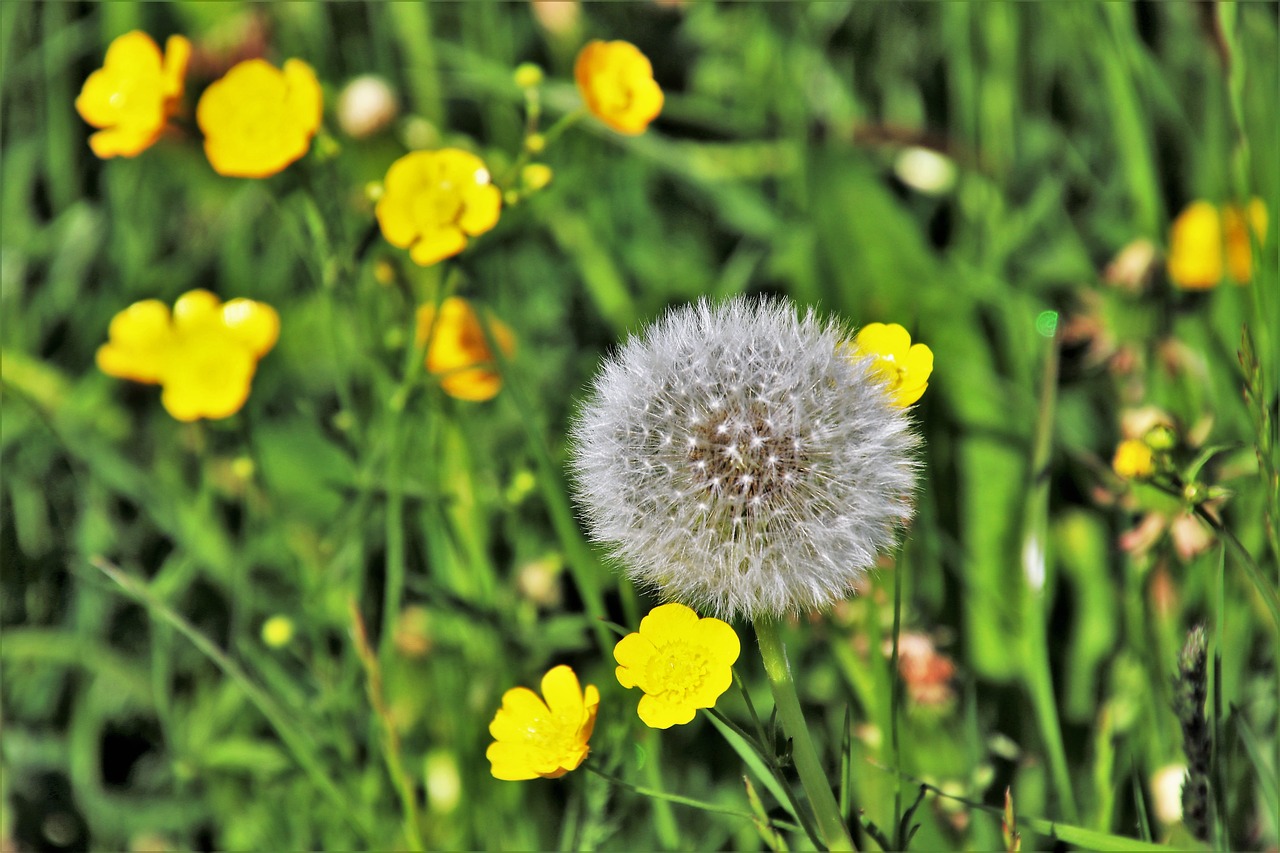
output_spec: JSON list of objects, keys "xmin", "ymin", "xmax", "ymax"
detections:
[{"xmin": 754, "ymin": 618, "xmax": 855, "ymax": 851}]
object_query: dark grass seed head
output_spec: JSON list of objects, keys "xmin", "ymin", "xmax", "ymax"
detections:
[{"xmin": 569, "ymin": 297, "xmax": 920, "ymax": 620}]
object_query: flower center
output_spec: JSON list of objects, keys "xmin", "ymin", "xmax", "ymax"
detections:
[
  {"xmin": 685, "ymin": 400, "xmax": 802, "ymax": 517},
  {"xmin": 647, "ymin": 644, "xmax": 710, "ymax": 702}
]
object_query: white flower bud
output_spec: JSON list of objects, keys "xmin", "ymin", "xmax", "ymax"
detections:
[{"xmin": 337, "ymin": 74, "xmax": 398, "ymax": 139}]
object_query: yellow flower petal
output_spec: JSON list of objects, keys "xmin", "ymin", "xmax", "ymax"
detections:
[
  {"xmin": 1168, "ymin": 198, "xmax": 1268, "ymax": 289},
  {"xmin": 485, "ymin": 743, "xmax": 539, "ymax": 781},
  {"xmin": 540, "ymin": 665, "xmax": 586, "ymax": 720},
  {"xmin": 161, "ymin": 35, "xmax": 191, "ymax": 99},
  {"xmin": 612, "ymin": 632, "xmax": 654, "ymax": 689},
  {"xmin": 159, "ymin": 331, "xmax": 257, "ymax": 422},
  {"xmin": 96, "ymin": 298, "xmax": 174, "ymax": 383},
  {"xmin": 457, "ymin": 183, "xmax": 503, "ymax": 236},
  {"xmin": 222, "ymin": 299, "xmax": 281, "ymax": 358},
  {"xmin": 637, "ymin": 693, "xmax": 695, "ymax": 730},
  {"xmin": 637, "ymin": 602, "xmax": 701, "ymax": 646},
  {"xmin": 408, "ymin": 227, "xmax": 468, "ymax": 267},
  {"xmin": 283, "ymin": 59, "xmax": 323, "ymax": 139},
  {"xmin": 172, "ymin": 289, "xmax": 223, "ymax": 331}
]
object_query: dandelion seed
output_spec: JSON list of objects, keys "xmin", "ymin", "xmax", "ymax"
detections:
[{"xmin": 570, "ymin": 297, "xmax": 919, "ymax": 619}]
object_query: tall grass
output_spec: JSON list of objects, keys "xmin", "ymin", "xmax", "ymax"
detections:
[{"xmin": 2, "ymin": 2, "xmax": 1276, "ymax": 850}]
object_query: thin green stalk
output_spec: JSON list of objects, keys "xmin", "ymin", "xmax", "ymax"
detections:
[
  {"xmin": 875, "ymin": 769, "xmax": 1172, "ymax": 853},
  {"xmin": 640, "ymin": 739, "xmax": 682, "ymax": 850},
  {"xmin": 1020, "ymin": 322, "xmax": 1078, "ymax": 822},
  {"xmin": 582, "ymin": 763, "xmax": 799, "ymax": 832},
  {"xmin": 90, "ymin": 558, "xmax": 371, "ymax": 841},
  {"xmin": 350, "ymin": 600, "xmax": 425, "ymax": 852},
  {"xmin": 754, "ymin": 618, "xmax": 855, "ymax": 851},
  {"xmin": 1193, "ymin": 503, "xmax": 1280, "ymax": 635},
  {"xmin": 1212, "ymin": 547, "xmax": 1228, "ymax": 851},
  {"xmin": 474, "ymin": 306, "xmax": 617, "ymax": 657},
  {"xmin": 889, "ymin": 557, "xmax": 904, "ymax": 842},
  {"xmin": 705, "ymin": 707, "xmax": 818, "ymax": 845}
]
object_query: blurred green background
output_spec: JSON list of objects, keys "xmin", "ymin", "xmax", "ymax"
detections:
[{"xmin": 2, "ymin": 1, "xmax": 1277, "ymax": 850}]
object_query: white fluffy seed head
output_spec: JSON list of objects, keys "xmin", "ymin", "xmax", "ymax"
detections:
[{"xmin": 569, "ymin": 297, "xmax": 920, "ymax": 621}]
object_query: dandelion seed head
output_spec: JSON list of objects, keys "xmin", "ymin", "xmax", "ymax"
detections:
[{"xmin": 570, "ymin": 297, "xmax": 919, "ymax": 620}]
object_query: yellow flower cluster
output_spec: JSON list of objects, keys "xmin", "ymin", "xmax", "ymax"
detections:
[
  {"xmin": 574, "ymin": 40, "xmax": 664, "ymax": 135},
  {"xmin": 98, "ymin": 290, "xmax": 279, "ymax": 422},
  {"xmin": 417, "ymin": 297, "xmax": 515, "ymax": 401},
  {"xmin": 487, "ymin": 604, "xmax": 740, "ymax": 780},
  {"xmin": 75, "ymin": 31, "xmax": 190, "ymax": 158},
  {"xmin": 78, "ymin": 32, "xmax": 322, "ymax": 177},
  {"xmin": 1167, "ymin": 199, "xmax": 1268, "ymax": 289},
  {"xmin": 850, "ymin": 323, "xmax": 934, "ymax": 408}
]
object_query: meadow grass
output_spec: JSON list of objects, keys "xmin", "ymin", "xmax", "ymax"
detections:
[{"xmin": 2, "ymin": 2, "xmax": 1277, "ymax": 850}]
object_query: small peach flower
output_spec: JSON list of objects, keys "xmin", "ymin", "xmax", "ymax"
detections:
[
  {"xmin": 1112, "ymin": 438, "xmax": 1154, "ymax": 480},
  {"xmin": 850, "ymin": 323, "xmax": 934, "ymax": 408},
  {"xmin": 574, "ymin": 40, "xmax": 664, "ymax": 135},
  {"xmin": 487, "ymin": 665, "xmax": 599, "ymax": 780},
  {"xmin": 613, "ymin": 603, "xmax": 740, "ymax": 729},
  {"xmin": 197, "ymin": 58, "xmax": 322, "ymax": 178},
  {"xmin": 416, "ymin": 297, "xmax": 515, "ymax": 401},
  {"xmin": 376, "ymin": 149, "xmax": 502, "ymax": 266},
  {"xmin": 1167, "ymin": 199, "xmax": 1268, "ymax": 289},
  {"xmin": 98, "ymin": 289, "xmax": 279, "ymax": 422},
  {"xmin": 76, "ymin": 31, "xmax": 191, "ymax": 158}
]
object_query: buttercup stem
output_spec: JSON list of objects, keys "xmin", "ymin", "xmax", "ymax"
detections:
[{"xmin": 754, "ymin": 618, "xmax": 856, "ymax": 851}]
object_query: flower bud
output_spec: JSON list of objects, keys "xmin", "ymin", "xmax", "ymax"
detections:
[{"xmin": 337, "ymin": 74, "xmax": 398, "ymax": 139}]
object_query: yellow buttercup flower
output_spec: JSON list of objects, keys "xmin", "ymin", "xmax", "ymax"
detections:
[
  {"xmin": 486, "ymin": 665, "xmax": 599, "ymax": 780},
  {"xmin": 574, "ymin": 40, "xmax": 664, "ymax": 135},
  {"xmin": 1112, "ymin": 438, "xmax": 1154, "ymax": 480},
  {"xmin": 850, "ymin": 323, "xmax": 934, "ymax": 408},
  {"xmin": 613, "ymin": 603, "xmax": 740, "ymax": 729},
  {"xmin": 1167, "ymin": 199, "xmax": 1268, "ymax": 289},
  {"xmin": 416, "ymin": 297, "xmax": 515, "ymax": 402},
  {"xmin": 197, "ymin": 58, "xmax": 322, "ymax": 178},
  {"xmin": 376, "ymin": 149, "xmax": 502, "ymax": 266},
  {"xmin": 98, "ymin": 289, "xmax": 279, "ymax": 422},
  {"xmin": 76, "ymin": 31, "xmax": 191, "ymax": 158}
]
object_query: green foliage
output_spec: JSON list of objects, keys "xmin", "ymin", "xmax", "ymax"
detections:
[{"xmin": 3, "ymin": 1, "xmax": 1277, "ymax": 850}]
